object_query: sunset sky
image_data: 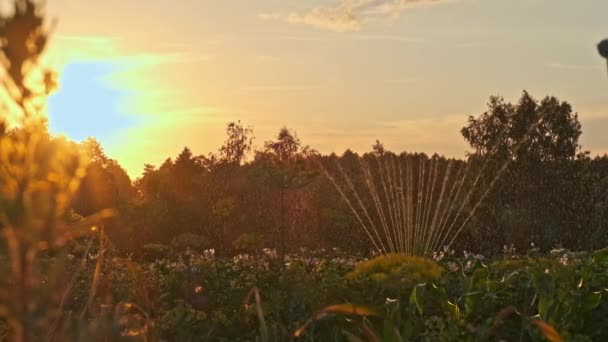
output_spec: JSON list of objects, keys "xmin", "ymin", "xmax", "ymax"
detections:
[{"xmin": 41, "ymin": 0, "xmax": 608, "ymax": 177}]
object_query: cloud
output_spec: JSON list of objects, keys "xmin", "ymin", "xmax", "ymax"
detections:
[
  {"xmin": 349, "ymin": 33, "xmax": 427, "ymax": 43},
  {"xmin": 273, "ymin": 34, "xmax": 426, "ymax": 44},
  {"xmin": 52, "ymin": 35, "xmax": 122, "ymax": 59},
  {"xmin": 259, "ymin": 0, "xmax": 446, "ymax": 32},
  {"xmin": 51, "ymin": 35, "xmax": 210, "ymax": 69},
  {"xmin": 56, "ymin": 35, "xmax": 122, "ymax": 44},
  {"xmin": 112, "ymin": 53, "xmax": 210, "ymax": 69}
]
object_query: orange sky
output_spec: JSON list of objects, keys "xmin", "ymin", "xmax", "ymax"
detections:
[{"xmin": 41, "ymin": 0, "xmax": 608, "ymax": 177}]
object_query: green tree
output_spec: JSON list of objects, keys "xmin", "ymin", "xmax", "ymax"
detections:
[
  {"xmin": 72, "ymin": 138, "xmax": 134, "ymax": 248},
  {"xmin": 206, "ymin": 122, "xmax": 255, "ymax": 254},
  {"xmin": 461, "ymin": 91, "xmax": 582, "ymax": 162},
  {"xmin": 460, "ymin": 92, "xmax": 588, "ymax": 251},
  {"xmin": 255, "ymin": 127, "xmax": 317, "ymax": 263},
  {"xmin": 218, "ymin": 120, "xmax": 254, "ymax": 166}
]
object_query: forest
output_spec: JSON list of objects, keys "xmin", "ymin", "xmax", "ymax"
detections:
[
  {"xmin": 2, "ymin": 1, "xmax": 608, "ymax": 341},
  {"xmin": 76, "ymin": 92, "xmax": 608, "ymax": 257}
]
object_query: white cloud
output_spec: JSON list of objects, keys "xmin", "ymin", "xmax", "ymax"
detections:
[
  {"xmin": 51, "ymin": 35, "xmax": 211, "ymax": 68},
  {"xmin": 259, "ymin": 0, "xmax": 447, "ymax": 32}
]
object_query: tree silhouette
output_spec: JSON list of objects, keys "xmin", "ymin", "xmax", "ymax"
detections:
[
  {"xmin": 599, "ymin": 39, "xmax": 608, "ymax": 77},
  {"xmin": 73, "ymin": 138, "xmax": 134, "ymax": 248},
  {"xmin": 219, "ymin": 120, "xmax": 254, "ymax": 166},
  {"xmin": 256, "ymin": 127, "xmax": 317, "ymax": 264},
  {"xmin": 461, "ymin": 91, "xmax": 582, "ymax": 162},
  {"xmin": 460, "ymin": 92, "xmax": 588, "ymax": 250}
]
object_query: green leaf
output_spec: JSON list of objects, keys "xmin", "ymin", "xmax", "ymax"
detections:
[
  {"xmin": 446, "ymin": 301, "xmax": 460, "ymax": 320},
  {"xmin": 462, "ymin": 291, "xmax": 481, "ymax": 319},
  {"xmin": 382, "ymin": 319, "xmax": 402, "ymax": 342},
  {"xmin": 469, "ymin": 265, "xmax": 489, "ymax": 292},
  {"xmin": 533, "ymin": 271, "xmax": 555, "ymax": 297},
  {"xmin": 409, "ymin": 284, "xmax": 426, "ymax": 316},
  {"xmin": 592, "ymin": 249, "xmax": 608, "ymax": 265},
  {"xmin": 294, "ymin": 304, "xmax": 381, "ymax": 337},
  {"xmin": 538, "ymin": 295, "xmax": 553, "ymax": 320},
  {"xmin": 581, "ymin": 291, "xmax": 602, "ymax": 312}
]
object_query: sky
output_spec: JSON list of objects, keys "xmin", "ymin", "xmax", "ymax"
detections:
[{"xmin": 39, "ymin": 0, "xmax": 608, "ymax": 177}]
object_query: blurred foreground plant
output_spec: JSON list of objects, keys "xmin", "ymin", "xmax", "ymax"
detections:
[{"xmin": 0, "ymin": 1, "xmax": 116, "ymax": 340}]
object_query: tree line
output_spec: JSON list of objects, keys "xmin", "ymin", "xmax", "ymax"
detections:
[{"xmin": 70, "ymin": 92, "xmax": 608, "ymax": 256}]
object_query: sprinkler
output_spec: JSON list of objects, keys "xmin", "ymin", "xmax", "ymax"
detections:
[{"xmin": 599, "ymin": 39, "xmax": 608, "ymax": 77}]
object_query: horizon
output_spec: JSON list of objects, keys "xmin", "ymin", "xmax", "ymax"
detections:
[{"xmin": 41, "ymin": 0, "xmax": 608, "ymax": 177}]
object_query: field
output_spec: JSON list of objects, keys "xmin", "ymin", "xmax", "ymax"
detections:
[{"xmin": 3, "ymin": 244, "xmax": 608, "ymax": 341}]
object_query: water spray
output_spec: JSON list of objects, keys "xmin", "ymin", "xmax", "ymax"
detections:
[{"xmin": 320, "ymin": 104, "xmax": 551, "ymax": 257}]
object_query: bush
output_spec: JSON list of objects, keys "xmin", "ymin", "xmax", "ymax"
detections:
[
  {"xmin": 171, "ymin": 233, "xmax": 209, "ymax": 252},
  {"xmin": 141, "ymin": 243, "xmax": 170, "ymax": 262},
  {"xmin": 346, "ymin": 254, "xmax": 444, "ymax": 300}
]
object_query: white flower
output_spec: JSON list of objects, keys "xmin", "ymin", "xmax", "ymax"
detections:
[
  {"xmin": 263, "ymin": 248, "xmax": 277, "ymax": 258},
  {"xmin": 559, "ymin": 253, "xmax": 570, "ymax": 265},
  {"xmin": 432, "ymin": 251, "xmax": 445, "ymax": 261},
  {"xmin": 203, "ymin": 249, "xmax": 215, "ymax": 259},
  {"xmin": 385, "ymin": 298, "xmax": 398, "ymax": 304}
]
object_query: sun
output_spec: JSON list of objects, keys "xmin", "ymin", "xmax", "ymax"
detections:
[{"xmin": 47, "ymin": 61, "xmax": 133, "ymax": 142}]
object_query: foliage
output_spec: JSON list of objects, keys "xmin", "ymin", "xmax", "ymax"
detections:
[
  {"xmin": 0, "ymin": 0, "xmax": 56, "ymax": 117},
  {"xmin": 458, "ymin": 92, "xmax": 604, "ymax": 253},
  {"xmin": 293, "ymin": 248, "xmax": 608, "ymax": 341},
  {"xmin": 170, "ymin": 233, "xmax": 210, "ymax": 252},
  {"xmin": 346, "ymin": 254, "xmax": 444, "ymax": 298},
  {"xmin": 0, "ymin": 1, "xmax": 102, "ymax": 340},
  {"xmin": 218, "ymin": 120, "xmax": 254, "ymax": 166},
  {"xmin": 461, "ymin": 91, "xmax": 582, "ymax": 162},
  {"xmin": 63, "ymin": 91, "xmax": 605, "ymax": 258},
  {"xmin": 141, "ymin": 243, "xmax": 170, "ymax": 262},
  {"xmin": 89, "ymin": 247, "xmax": 607, "ymax": 341},
  {"xmin": 599, "ymin": 39, "xmax": 608, "ymax": 76},
  {"xmin": 599, "ymin": 39, "xmax": 608, "ymax": 59}
]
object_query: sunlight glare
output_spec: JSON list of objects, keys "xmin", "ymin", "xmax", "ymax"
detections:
[{"xmin": 47, "ymin": 62, "xmax": 133, "ymax": 142}]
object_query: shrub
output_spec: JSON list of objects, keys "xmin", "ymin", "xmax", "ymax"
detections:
[
  {"xmin": 171, "ymin": 233, "xmax": 209, "ymax": 252},
  {"xmin": 141, "ymin": 243, "xmax": 170, "ymax": 262},
  {"xmin": 346, "ymin": 254, "xmax": 444, "ymax": 299},
  {"xmin": 232, "ymin": 233, "xmax": 263, "ymax": 253}
]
